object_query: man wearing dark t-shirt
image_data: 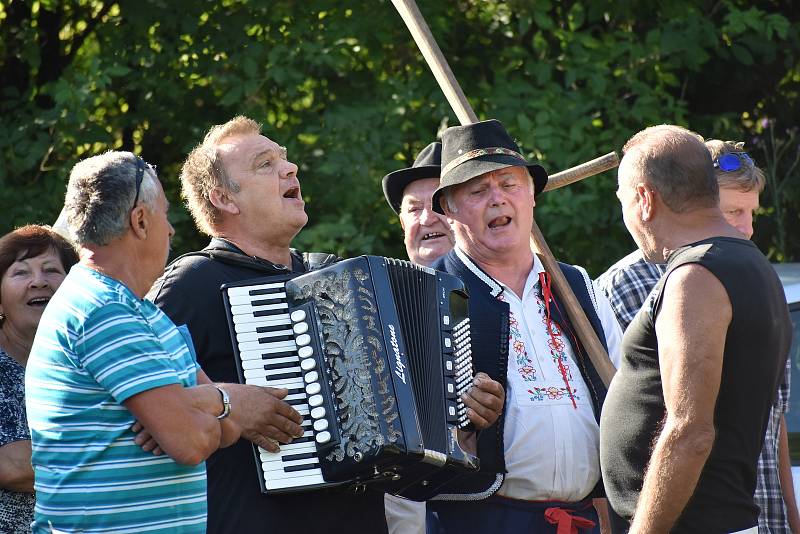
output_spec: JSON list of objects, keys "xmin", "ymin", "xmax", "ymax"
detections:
[
  {"xmin": 146, "ymin": 116, "xmax": 388, "ymax": 533},
  {"xmin": 599, "ymin": 125, "xmax": 792, "ymax": 533}
]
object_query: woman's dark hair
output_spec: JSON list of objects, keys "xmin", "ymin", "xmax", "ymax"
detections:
[{"xmin": 0, "ymin": 225, "xmax": 79, "ymax": 281}]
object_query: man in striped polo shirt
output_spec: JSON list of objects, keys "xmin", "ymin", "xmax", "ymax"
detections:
[{"xmin": 26, "ymin": 152, "xmax": 304, "ymax": 533}]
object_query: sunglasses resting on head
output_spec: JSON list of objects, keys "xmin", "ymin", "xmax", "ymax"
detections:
[{"xmin": 713, "ymin": 152, "xmax": 753, "ymax": 172}]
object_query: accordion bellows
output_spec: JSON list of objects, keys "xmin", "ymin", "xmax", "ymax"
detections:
[{"xmin": 223, "ymin": 256, "xmax": 478, "ymax": 500}]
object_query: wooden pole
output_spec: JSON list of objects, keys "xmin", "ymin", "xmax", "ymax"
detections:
[
  {"xmin": 544, "ymin": 152, "xmax": 619, "ymax": 192},
  {"xmin": 391, "ymin": 0, "xmax": 616, "ymax": 386}
]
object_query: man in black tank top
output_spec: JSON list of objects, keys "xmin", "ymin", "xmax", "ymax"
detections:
[{"xmin": 599, "ymin": 125, "xmax": 792, "ymax": 533}]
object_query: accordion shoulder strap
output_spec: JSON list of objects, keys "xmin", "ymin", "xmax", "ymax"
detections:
[
  {"xmin": 302, "ymin": 252, "xmax": 340, "ymax": 271},
  {"xmin": 167, "ymin": 248, "xmax": 288, "ymax": 274},
  {"xmin": 166, "ymin": 248, "xmax": 339, "ymax": 275}
]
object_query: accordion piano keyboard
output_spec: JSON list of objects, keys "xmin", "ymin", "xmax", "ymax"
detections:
[{"xmin": 227, "ymin": 283, "xmax": 333, "ymax": 491}]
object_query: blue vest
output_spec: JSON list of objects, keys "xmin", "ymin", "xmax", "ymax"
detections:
[{"xmin": 430, "ymin": 249, "xmax": 609, "ymax": 499}]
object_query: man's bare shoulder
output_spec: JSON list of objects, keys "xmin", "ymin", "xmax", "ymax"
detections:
[{"xmin": 659, "ymin": 262, "xmax": 732, "ymax": 328}]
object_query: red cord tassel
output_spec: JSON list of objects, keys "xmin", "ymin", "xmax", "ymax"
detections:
[{"xmin": 539, "ymin": 271, "xmax": 577, "ymax": 410}]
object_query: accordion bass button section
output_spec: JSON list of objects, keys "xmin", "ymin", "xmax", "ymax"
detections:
[
  {"xmin": 222, "ymin": 256, "xmax": 478, "ymax": 499},
  {"xmin": 223, "ymin": 276, "xmax": 341, "ymax": 492}
]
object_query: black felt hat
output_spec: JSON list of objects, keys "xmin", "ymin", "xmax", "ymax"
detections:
[
  {"xmin": 432, "ymin": 120, "xmax": 548, "ymax": 214},
  {"xmin": 382, "ymin": 142, "xmax": 441, "ymax": 214}
]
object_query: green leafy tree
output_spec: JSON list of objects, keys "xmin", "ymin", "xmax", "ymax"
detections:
[{"xmin": 0, "ymin": 0, "xmax": 797, "ymax": 273}]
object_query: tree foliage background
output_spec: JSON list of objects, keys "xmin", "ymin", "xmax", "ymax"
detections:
[{"xmin": 1, "ymin": 0, "xmax": 799, "ymax": 275}]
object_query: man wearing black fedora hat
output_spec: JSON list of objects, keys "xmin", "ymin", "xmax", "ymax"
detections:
[
  {"xmin": 382, "ymin": 141, "xmax": 507, "ymax": 533},
  {"xmin": 382, "ymin": 141, "xmax": 449, "ymax": 534},
  {"xmin": 426, "ymin": 119, "xmax": 622, "ymax": 534},
  {"xmin": 382, "ymin": 141, "xmax": 454, "ymax": 267}
]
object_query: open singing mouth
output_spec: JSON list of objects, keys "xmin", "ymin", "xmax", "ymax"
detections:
[
  {"xmin": 488, "ymin": 216, "xmax": 511, "ymax": 229},
  {"xmin": 283, "ymin": 186, "xmax": 301, "ymax": 199},
  {"xmin": 421, "ymin": 232, "xmax": 447, "ymax": 241},
  {"xmin": 27, "ymin": 296, "xmax": 52, "ymax": 308}
]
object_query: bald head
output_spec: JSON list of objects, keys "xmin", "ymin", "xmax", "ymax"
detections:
[{"xmin": 621, "ymin": 125, "xmax": 718, "ymax": 213}]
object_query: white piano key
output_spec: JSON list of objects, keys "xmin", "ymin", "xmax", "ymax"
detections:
[
  {"xmin": 227, "ymin": 282, "xmax": 286, "ymax": 297},
  {"xmin": 238, "ymin": 339, "xmax": 296, "ymax": 353},
  {"xmin": 227, "ymin": 292, "xmax": 287, "ymax": 306},
  {"xmin": 264, "ymin": 470, "xmax": 325, "ymax": 490},
  {"xmin": 236, "ymin": 329, "xmax": 294, "ymax": 342},
  {"xmin": 258, "ymin": 441, "xmax": 317, "ymax": 457},
  {"xmin": 258, "ymin": 430, "xmax": 314, "ymax": 448},
  {"xmin": 231, "ymin": 302, "xmax": 288, "ymax": 316},
  {"xmin": 233, "ymin": 314, "xmax": 291, "ymax": 329},
  {"xmin": 245, "ymin": 377, "xmax": 304, "ymax": 389},
  {"xmin": 290, "ymin": 310, "xmax": 307, "ymax": 323}
]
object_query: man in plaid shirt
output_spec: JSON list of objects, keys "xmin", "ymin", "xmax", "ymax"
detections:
[{"xmin": 596, "ymin": 139, "xmax": 800, "ymax": 533}]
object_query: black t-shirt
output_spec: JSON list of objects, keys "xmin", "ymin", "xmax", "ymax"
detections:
[
  {"xmin": 146, "ymin": 238, "xmax": 388, "ymax": 534},
  {"xmin": 600, "ymin": 237, "xmax": 792, "ymax": 532}
]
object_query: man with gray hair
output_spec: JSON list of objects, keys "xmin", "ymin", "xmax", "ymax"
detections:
[
  {"xmin": 426, "ymin": 119, "xmax": 622, "ymax": 534},
  {"xmin": 599, "ymin": 125, "xmax": 792, "ymax": 533},
  {"xmin": 26, "ymin": 151, "xmax": 302, "ymax": 533}
]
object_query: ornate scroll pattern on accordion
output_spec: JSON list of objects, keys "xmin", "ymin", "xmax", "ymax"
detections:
[
  {"xmin": 222, "ymin": 256, "xmax": 478, "ymax": 500},
  {"xmin": 290, "ymin": 266, "xmax": 403, "ymax": 464}
]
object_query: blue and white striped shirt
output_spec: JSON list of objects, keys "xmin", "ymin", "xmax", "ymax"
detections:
[{"xmin": 26, "ymin": 264, "xmax": 206, "ymax": 533}]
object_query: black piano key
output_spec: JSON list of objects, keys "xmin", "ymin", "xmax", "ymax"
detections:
[
  {"xmin": 254, "ymin": 308, "xmax": 287, "ymax": 317},
  {"xmin": 249, "ymin": 287, "xmax": 284, "ymax": 296},
  {"xmin": 256, "ymin": 324, "xmax": 292, "ymax": 334},
  {"xmin": 287, "ymin": 398, "xmax": 306, "ymax": 406},
  {"xmin": 263, "ymin": 361, "xmax": 300, "ymax": 371},
  {"xmin": 287, "ymin": 388, "xmax": 305, "ymax": 395},
  {"xmin": 284, "ymin": 462, "xmax": 320, "ymax": 473},
  {"xmin": 259, "ymin": 350, "xmax": 297, "ymax": 359},
  {"xmin": 282, "ymin": 452, "xmax": 317, "ymax": 462},
  {"xmin": 291, "ymin": 436, "xmax": 315, "ymax": 444},
  {"xmin": 252, "ymin": 298, "xmax": 285, "ymax": 306},
  {"xmin": 258, "ymin": 334, "xmax": 294, "ymax": 344},
  {"xmin": 270, "ymin": 371, "xmax": 303, "ymax": 381}
]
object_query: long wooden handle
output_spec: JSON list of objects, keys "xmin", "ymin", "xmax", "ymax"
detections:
[
  {"xmin": 391, "ymin": 0, "xmax": 616, "ymax": 387},
  {"xmin": 544, "ymin": 152, "xmax": 619, "ymax": 192},
  {"xmin": 391, "ymin": 0, "xmax": 478, "ymax": 125}
]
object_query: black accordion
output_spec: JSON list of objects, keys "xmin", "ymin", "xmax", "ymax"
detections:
[{"xmin": 222, "ymin": 255, "xmax": 478, "ymax": 500}]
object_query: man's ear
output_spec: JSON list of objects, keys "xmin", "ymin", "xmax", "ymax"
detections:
[
  {"xmin": 209, "ymin": 187, "xmax": 240, "ymax": 216},
  {"xmin": 636, "ymin": 183, "xmax": 656, "ymax": 222},
  {"xmin": 129, "ymin": 206, "xmax": 148, "ymax": 240}
]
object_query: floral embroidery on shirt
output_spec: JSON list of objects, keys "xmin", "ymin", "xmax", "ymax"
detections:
[
  {"xmin": 528, "ymin": 386, "xmax": 580, "ymax": 402},
  {"xmin": 498, "ymin": 279, "xmax": 581, "ymax": 405},
  {"xmin": 503, "ymin": 294, "xmax": 538, "ymax": 382}
]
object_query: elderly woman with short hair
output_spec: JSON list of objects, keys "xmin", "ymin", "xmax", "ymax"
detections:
[{"xmin": 0, "ymin": 225, "xmax": 78, "ymax": 533}]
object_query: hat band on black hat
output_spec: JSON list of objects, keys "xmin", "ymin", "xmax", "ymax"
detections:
[{"xmin": 442, "ymin": 147, "xmax": 526, "ymax": 177}]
